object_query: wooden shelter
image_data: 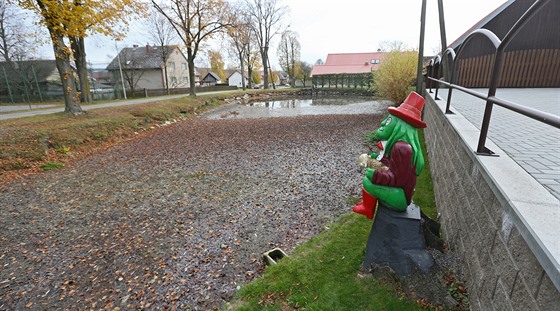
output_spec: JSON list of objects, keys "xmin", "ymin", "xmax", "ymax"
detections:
[{"xmin": 310, "ymin": 52, "xmax": 386, "ymax": 88}]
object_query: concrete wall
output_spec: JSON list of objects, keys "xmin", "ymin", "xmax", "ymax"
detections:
[
  {"xmin": 135, "ymin": 70, "xmax": 165, "ymax": 90},
  {"xmin": 423, "ymin": 94, "xmax": 560, "ymax": 310}
]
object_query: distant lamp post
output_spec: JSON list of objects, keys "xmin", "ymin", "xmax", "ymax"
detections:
[{"xmin": 115, "ymin": 40, "xmax": 127, "ymax": 100}]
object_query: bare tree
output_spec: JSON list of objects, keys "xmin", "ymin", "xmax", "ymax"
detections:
[
  {"xmin": 146, "ymin": 9, "xmax": 177, "ymax": 95},
  {"xmin": 277, "ymin": 30, "xmax": 300, "ymax": 87},
  {"xmin": 0, "ymin": 2, "xmax": 36, "ymax": 63},
  {"xmin": 151, "ymin": 0, "xmax": 233, "ymax": 96},
  {"xmin": 226, "ymin": 7, "xmax": 251, "ymax": 90},
  {"xmin": 118, "ymin": 48, "xmax": 146, "ymax": 94},
  {"xmin": 242, "ymin": 27, "xmax": 262, "ymax": 89},
  {"xmin": 244, "ymin": 0, "xmax": 287, "ymax": 89},
  {"xmin": 245, "ymin": 41, "xmax": 260, "ymax": 88},
  {"xmin": 377, "ymin": 40, "xmax": 409, "ymax": 52}
]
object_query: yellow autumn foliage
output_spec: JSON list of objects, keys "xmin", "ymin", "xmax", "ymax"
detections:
[
  {"xmin": 374, "ymin": 50, "xmax": 418, "ymax": 104},
  {"xmin": 17, "ymin": 0, "xmax": 147, "ymax": 39}
]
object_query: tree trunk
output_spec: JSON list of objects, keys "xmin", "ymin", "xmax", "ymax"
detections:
[
  {"xmin": 267, "ymin": 56, "xmax": 276, "ymax": 90},
  {"xmin": 51, "ymin": 32, "xmax": 83, "ymax": 115},
  {"xmin": 238, "ymin": 50, "xmax": 246, "ymax": 90},
  {"xmin": 187, "ymin": 48, "xmax": 196, "ymax": 96},
  {"xmin": 164, "ymin": 64, "xmax": 170, "ymax": 95},
  {"xmin": 71, "ymin": 37, "xmax": 92, "ymax": 103},
  {"xmin": 262, "ymin": 47, "xmax": 269, "ymax": 89},
  {"xmin": 246, "ymin": 52, "xmax": 252, "ymax": 89},
  {"xmin": 162, "ymin": 45, "xmax": 170, "ymax": 95},
  {"xmin": 290, "ymin": 46, "xmax": 296, "ymax": 87},
  {"xmin": 247, "ymin": 65, "xmax": 253, "ymax": 89}
]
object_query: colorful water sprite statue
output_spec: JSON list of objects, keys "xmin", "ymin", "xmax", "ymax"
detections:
[{"xmin": 353, "ymin": 91, "xmax": 426, "ymax": 218}]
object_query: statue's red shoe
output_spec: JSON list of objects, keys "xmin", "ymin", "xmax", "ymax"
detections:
[
  {"xmin": 352, "ymin": 189, "xmax": 378, "ymax": 219},
  {"xmin": 353, "ymin": 200, "xmax": 373, "ymax": 219}
]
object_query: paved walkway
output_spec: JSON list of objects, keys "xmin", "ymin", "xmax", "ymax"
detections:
[
  {"xmin": 0, "ymin": 103, "xmax": 58, "ymax": 112},
  {"xmin": 432, "ymin": 88, "xmax": 560, "ymax": 200}
]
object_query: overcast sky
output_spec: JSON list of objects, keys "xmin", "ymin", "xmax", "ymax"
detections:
[
  {"xmin": 37, "ymin": 0, "xmax": 507, "ymax": 69},
  {"xmin": 282, "ymin": 0, "xmax": 507, "ymax": 62}
]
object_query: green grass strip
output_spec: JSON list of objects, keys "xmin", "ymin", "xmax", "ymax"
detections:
[
  {"xmin": 230, "ymin": 214, "xmax": 423, "ymax": 311},
  {"xmin": 414, "ymin": 129, "xmax": 437, "ymax": 219}
]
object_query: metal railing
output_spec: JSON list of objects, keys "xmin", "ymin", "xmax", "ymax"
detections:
[{"xmin": 426, "ymin": 0, "xmax": 560, "ymax": 156}]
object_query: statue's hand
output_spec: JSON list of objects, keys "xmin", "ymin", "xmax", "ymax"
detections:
[
  {"xmin": 357, "ymin": 154, "xmax": 369, "ymax": 167},
  {"xmin": 365, "ymin": 168, "xmax": 375, "ymax": 181}
]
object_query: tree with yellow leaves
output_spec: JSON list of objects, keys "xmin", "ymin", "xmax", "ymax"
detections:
[
  {"xmin": 374, "ymin": 49, "xmax": 418, "ymax": 104},
  {"xmin": 208, "ymin": 50, "xmax": 226, "ymax": 81},
  {"xmin": 16, "ymin": 0, "xmax": 146, "ymax": 114},
  {"xmin": 152, "ymin": 0, "xmax": 233, "ymax": 96}
]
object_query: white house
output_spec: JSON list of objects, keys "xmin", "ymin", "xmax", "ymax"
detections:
[
  {"xmin": 227, "ymin": 71, "xmax": 246, "ymax": 88},
  {"xmin": 107, "ymin": 44, "xmax": 191, "ymax": 90}
]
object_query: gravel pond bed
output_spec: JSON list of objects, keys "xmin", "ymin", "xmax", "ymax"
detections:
[{"xmin": 0, "ymin": 100, "xmax": 390, "ymax": 310}]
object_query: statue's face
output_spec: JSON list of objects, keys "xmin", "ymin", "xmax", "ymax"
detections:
[{"xmin": 375, "ymin": 115, "xmax": 397, "ymax": 140}]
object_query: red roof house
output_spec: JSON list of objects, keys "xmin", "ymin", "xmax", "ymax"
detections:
[{"xmin": 310, "ymin": 52, "xmax": 386, "ymax": 76}]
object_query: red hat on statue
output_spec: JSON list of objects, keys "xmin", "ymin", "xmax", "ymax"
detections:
[{"xmin": 387, "ymin": 91, "xmax": 427, "ymax": 128}]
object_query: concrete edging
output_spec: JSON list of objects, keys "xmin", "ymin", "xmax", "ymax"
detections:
[{"xmin": 424, "ymin": 93, "xmax": 560, "ymax": 309}]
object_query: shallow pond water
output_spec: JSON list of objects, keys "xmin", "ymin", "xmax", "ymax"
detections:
[{"xmin": 202, "ymin": 96, "xmax": 390, "ymax": 119}]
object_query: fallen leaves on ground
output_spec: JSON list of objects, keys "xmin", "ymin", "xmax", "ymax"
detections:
[{"xmin": 0, "ymin": 113, "xmax": 383, "ymax": 309}]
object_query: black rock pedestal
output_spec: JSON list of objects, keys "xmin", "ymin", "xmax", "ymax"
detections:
[{"xmin": 363, "ymin": 202, "xmax": 434, "ymax": 276}]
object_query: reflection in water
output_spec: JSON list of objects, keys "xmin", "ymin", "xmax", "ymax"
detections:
[
  {"xmin": 202, "ymin": 96, "xmax": 389, "ymax": 120},
  {"xmin": 250, "ymin": 99, "xmax": 311, "ymax": 109},
  {"xmin": 249, "ymin": 97, "xmax": 372, "ymax": 109}
]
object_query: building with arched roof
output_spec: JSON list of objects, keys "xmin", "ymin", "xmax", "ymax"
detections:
[{"xmin": 442, "ymin": 0, "xmax": 559, "ymax": 88}]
